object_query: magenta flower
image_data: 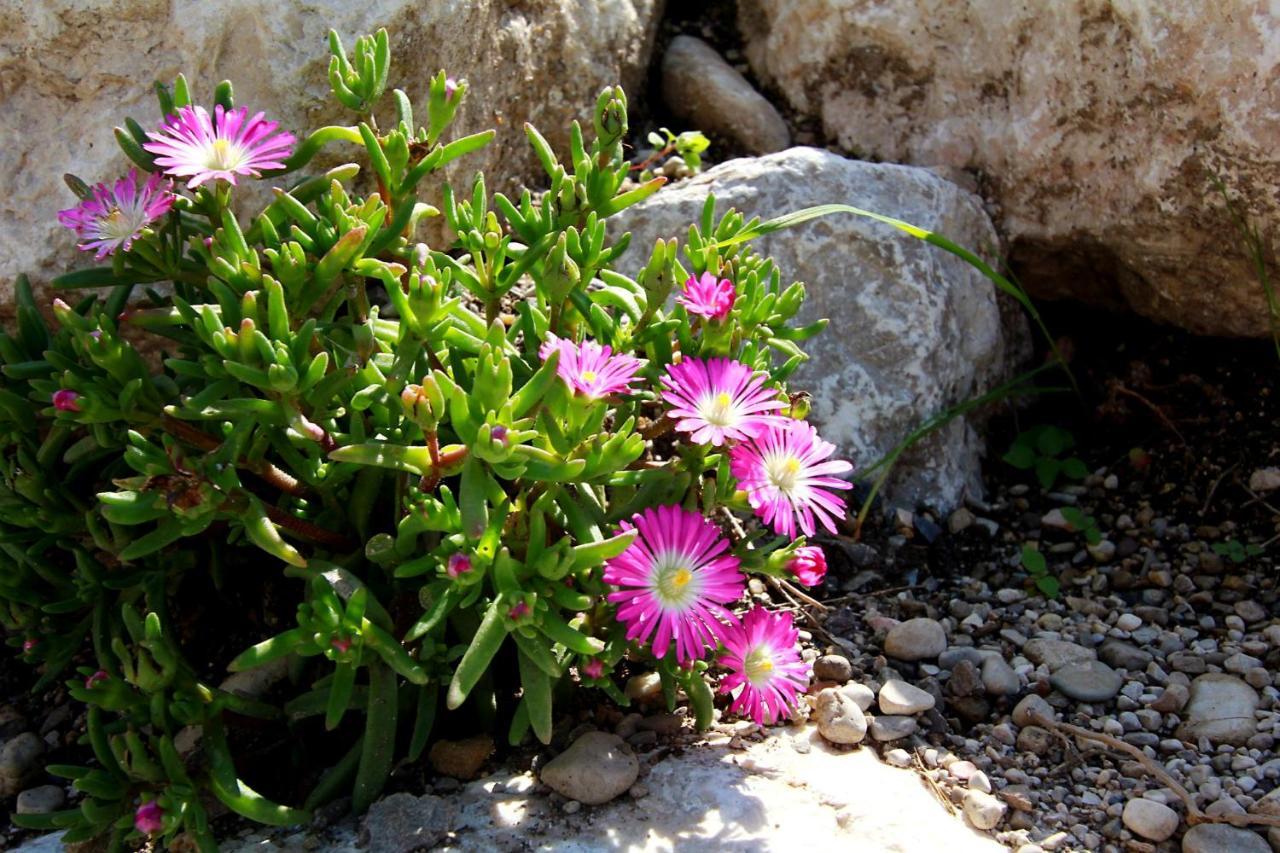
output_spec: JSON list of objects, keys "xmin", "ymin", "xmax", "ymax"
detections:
[
  {"xmin": 604, "ymin": 505, "xmax": 745, "ymax": 663},
  {"xmin": 447, "ymin": 553, "xmax": 473, "ymax": 579},
  {"xmin": 57, "ymin": 170, "xmax": 174, "ymax": 259},
  {"xmin": 52, "ymin": 390, "xmax": 81, "ymax": 413},
  {"xmin": 22, "ymin": 638, "xmax": 37, "ymax": 654},
  {"xmin": 718, "ymin": 607, "xmax": 809, "ymax": 725},
  {"xmin": 788, "ymin": 546, "xmax": 827, "ymax": 587},
  {"xmin": 581, "ymin": 658, "xmax": 605, "ymax": 679},
  {"xmin": 539, "ymin": 334, "xmax": 643, "ymax": 399},
  {"xmin": 508, "ymin": 600, "xmax": 530, "ymax": 620},
  {"xmin": 678, "ymin": 272, "xmax": 736, "ymax": 322},
  {"xmin": 134, "ymin": 800, "xmax": 164, "ymax": 835},
  {"xmin": 144, "ymin": 105, "xmax": 295, "ymax": 188},
  {"xmin": 730, "ymin": 420, "xmax": 853, "ymax": 538},
  {"xmin": 85, "ymin": 670, "xmax": 109, "ymax": 689},
  {"xmin": 330, "ymin": 636, "xmax": 352, "ymax": 654},
  {"xmin": 661, "ymin": 357, "xmax": 785, "ymax": 447}
]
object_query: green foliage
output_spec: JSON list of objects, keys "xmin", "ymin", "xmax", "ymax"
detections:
[
  {"xmin": 1003, "ymin": 425, "xmax": 1089, "ymax": 491},
  {"xmin": 1058, "ymin": 506, "xmax": 1102, "ymax": 546},
  {"xmin": 645, "ymin": 127, "xmax": 710, "ymax": 172},
  {"xmin": 1212, "ymin": 538, "xmax": 1263, "ymax": 564},
  {"xmin": 1019, "ymin": 543, "xmax": 1059, "ymax": 599}
]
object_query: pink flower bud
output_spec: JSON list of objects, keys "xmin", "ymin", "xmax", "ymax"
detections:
[
  {"xmin": 787, "ymin": 546, "xmax": 827, "ymax": 587},
  {"xmin": 490, "ymin": 424, "xmax": 509, "ymax": 445},
  {"xmin": 582, "ymin": 658, "xmax": 604, "ymax": 680},
  {"xmin": 508, "ymin": 601, "xmax": 530, "ymax": 620},
  {"xmin": 52, "ymin": 390, "xmax": 81, "ymax": 412},
  {"xmin": 22, "ymin": 638, "xmax": 37, "ymax": 653},
  {"xmin": 85, "ymin": 670, "xmax": 109, "ymax": 689},
  {"xmin": 134, "ymin": 800, "xmax": 164, "ymax": 835},
  {"xmin": 444, "ymin": 78, "xmax": 458, "ymax": 102},
  {"xmin": 447, "ymin": 553, "xmax": 472, "ymax": 579},
  {"xmin": 331, "ymin": 636, "xmax": 352, "ymax": 654}
]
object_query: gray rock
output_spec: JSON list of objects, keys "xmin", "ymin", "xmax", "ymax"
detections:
[
  {"xmin": 1181, "ymin": 824, "xmax": 1270, "ymax": 853},
  {"xmin": 1176, "ymin": 673, "xmax": 1260, "ymax": 746},
  {"xmin": 1150, "ymin": 683, "xmax": 1190, "ymax": 713},
  {"xmin": 884, "ymin": 618, "xmax": 948, "ymax": 661},
  {"xmin": 815, "ymin": 688, "xmax": 868, "ymax": 745},
  {"xmin": 15, "ymin": 785, "xmax": 65, "ymax": 815},
  {"xmin": 363, "ymin": 793, "xmax": 453, "ymax": 853},
  {"xmin": 869, "ymin": 715, "xmax": 918, "ymax": 742},
  {"xmin": 1098, "ymin": 639, "xmax": 1154, "ymax": 672},
  {"xmin": 1049, "ymin": 661, "xmax": 1123, "ymax": 702},
  {"xmin": 0, "ymin": 732, "xmax": 44, "ymax": 797},
  {"xmin": 1121, "ymin": 798, "xmax": 1179, "ymax": 842},
  {"xmin": 878, "ymin": 679, "xmax": 936, "ymax": 715},
  {"xmin": 661, "ymin": 35, "xmax": 789, "ymax": 154},
  {"xmin": 610, "ymin": 147, "xmax": 1026, "ymax": 509},
  {"xmin": 1023, "ymin": 638, "xmax": 1096, "ymax": 672},
  {"xmin": 981, "ymin": 656, "xmax": 1020, "ymax": 696},
  {"xmin": 813, "ymin": 654, "xmax": 853, "ymax": 683},
  {"xmin": 1248, "ymin": 468, "xmax": 1280, "ymax": 493},
  {"xmin": 840, "ymin": 683, "xmax": 876, "ymax": 712},
  {"xmin": 1012, "ymin": 694, "xmax": 1055, "ymax": 728},
  {"xmin": 540, "ymin": 732, "xmax": 640, "ymax": 805},
  {"xmin": 962, "ymin": 790, "xmax": 1007, "ymax": 830},
  {"xmin": 1015, "ymin": 725, "xmax": 1053, "ymax": 755}
]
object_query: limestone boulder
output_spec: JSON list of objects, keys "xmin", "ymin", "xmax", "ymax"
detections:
[
  {"xmin": 738, "ymin": 0, "xmax": 1280, "ymax": 337},
  {"xmin": 609, "ymin": 147, "xmax": 1028, "ymax": 510},
  {"xmin": 0, "ymin": 0, "xmax": 661, "ymax": 311}
]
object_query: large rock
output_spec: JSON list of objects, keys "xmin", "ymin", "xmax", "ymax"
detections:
[
  {"xmin": 610, "ymin": 147, "xmax": 1026, "ymax": 509},
  {"xmin": 1176, "ymin": 673, "xmax": 1259, "ymax": 746},
  {"xmin": 0, "ymin": 0, "xmax": 661, "ymax": 311},
  {"xmin": 738, "ymin": 1, "xmax": 1280, "ymax": 337},
  {"xmin": 539, "ymin": 731, "xmax": 639, "ymax": 805}
]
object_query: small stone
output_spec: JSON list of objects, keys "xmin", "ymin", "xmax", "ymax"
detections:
[
  {"xmin": 1121, "ymin": 798, "xmax": 1179, "ymax": 841},
  {"xmin": 969, "ymin": 771, "xmax": 992, "ymax": 793},
  {"xmin": 428, "ymin": 735, "xmax": 494, "ymax": 781},
  {"xmin": 981, "ymin": 656, "xmax": 1021, "ymax": 696},
  {"xmin": 1176, "ymin": 673, "xmax": 1260, "ymax": 746},
  {"xmin": 1013, "ymin": 694, "xmax": 1055, "ymax": 727},
  {"xmin": 15, "ymin": 784, "xmax": 65, "ymax": 815},
  {"xmin": 1248, "ymin": 467, "xmax": 1280, "ymax": 492},
  {"xmin": 869, "ymin": 715, "xmax": 918, "ymax": 741},
  {"xmin": 1205, "ymin": 797, "xmax": 1246, "ymax": 818},
  {"xmin": 1115, "ymin": 613, "xmax": 1143, "ymax": 632},
  {"xmin": 947, "ymin": 659, "xmax": 983, "ymax": 697},
  {"xmin": 540, "ymin": 732, "xmax": 639, "ymax": 805},
  {"xmin": 884, "ymin": 748, "xmax": 913, "ymax": 768},
  {"xmin": 1041, "ymin": 508, "xmax": 1073, "ymax": 531},
  {"xmin": 0, "ymin": 731, "xmax": 44, "ymax": 797},
  {"xmin": 949, "ymin": 507, "xmax": 975, "ymax": 532},
  {"xmin": 562, "ymin": 799, "xmax": 582, "ymax": 814},
  {"xmin": 1098, "ymin": 638, "xmax": 1153, "ymax": 671},
  {"xmin": 878, "ymin": 679, "xmax": 936, "ymax": 715},
  {"xmin": 363, "ymin": 793, "xmax": 453, "ymax": 853},
  {"xmin": 840, "ymin": 682, "xmax": 876, "ymax": 711},
  {"xmin": 624, "ymin": 672, "xmax": 663, "ymax": 704},
  {"xmin": 1181, "ymin": 823, "xmax": 1270, "ymax": 853},
  {"xmin": 963, "ymin": 789, "xmax": 1007, "ymax": 830},
  {"xmin": 1023, "ymin": 638, "xmax": 1096, "ymax": 671},
  {"xmin": 814, "ymin": 688, "xmax": 868, "ymax": 745},
  {"xmin": 1234, "ymin": 600, "xmax": 1267, "ymax": 623},
  {"xmin": 1016, "ymin": 725, "xmax": 1054, "ymax": 755},
  {"xmin": 1088, "ymin": 540, "xmax": 1117, "ymax": 563},
  {"xmin": 1050, "ymin": 660, "xmax": 1123, "ymax": 702},
  {"xmin": 884, "ymin": 618, "xmax": 947, "ymax": 661},
  {"xmin": 813, "ymin": 654, "xmax": 853, "ymax": 683}
]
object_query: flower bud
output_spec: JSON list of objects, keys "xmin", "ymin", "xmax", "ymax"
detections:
[
  {"xmin": 787, "ymin": 546, "xmax": 827, "ymax": 587},
  {"xmin": 52, "ymin": 390, "xmax": 81, "ymax": 413},
  {"xmin": 134, "ymin": 800, "xmax": 164, "ymax": 835},
  {"xmin": 446, "ymin": 552, "xmax": 473, "ymax": 579},
  {"xmin": 85, "ymin": 670, "xmax": 109, "ymax": 689},
  {"xmin": 582, "ymin": 658, "xmax": 604, "ymax": 680}
]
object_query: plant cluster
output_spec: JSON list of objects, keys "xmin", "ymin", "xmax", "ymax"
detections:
[{"xmin": 1, "ymin": 30, "xmax": 849, "ymax": 849}]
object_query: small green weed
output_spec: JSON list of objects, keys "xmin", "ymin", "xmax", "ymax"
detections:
[{"xmin": 1003, "ymin": 425, "xmax": 1088, "ymax": 490}]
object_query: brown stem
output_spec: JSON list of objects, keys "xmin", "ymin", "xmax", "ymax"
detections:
[
  {"xmin": 161, "ymin": 416, "xmax": 309, "ymax": 498},
  {"xmin": 262, "ymin": 504, "xmax": 354, "ymax": 551},
  {"xmin": 639, "ymin": 415, "xmax": 674, "ymax": 442}
]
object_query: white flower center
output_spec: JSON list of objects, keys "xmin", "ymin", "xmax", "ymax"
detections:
[
  {"xmin": 698, "ymin": 391, "xmax": 736, "ymax": 427},
  {"xmin": 653, "ymin": 558, "xmax": 697, "ymax": 609},
  {"xmin": 206, "ymin": 138, "xmax": 245, "ymax": 172},
  {"xmin": 765, "ymin": 454, "xmax": 802, "ymax": 494},
  {"xmin": 744, "ymin": 645, "xmax": 776, "ymax": 686},
  {"xmin": 99, "ymin": 208, "xmax": 138, "ymax": 241}
]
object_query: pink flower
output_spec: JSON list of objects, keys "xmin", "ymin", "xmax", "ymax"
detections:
[
  {"xmin": 788, "ymin": 546, "xmax": 827, "ymax": 587},
  {"xmin": 22, "ymin": 638, "xmax": 37, "ymax": 654},
  {"xmin": 581, "ymin": 658, "xmax": 605, "ymax": 679},
  {"xmin": 718, "ymin": 607, "xmax": 809, "ymax": 725},
  {"xmin": 660, "ymin": 358, "xmax": 785, "ymax": 447},
  {"xmin": 678, "ymin": 272, "xmax": 736, "ymax": 321},
  {"xmin": 144, "ymin": 105, "xmax": 295, "ymax": 188},
  {"xmin": 539, "ymin": 334, "xmax": 643, "ymax": 399},
  {"xmin": 57, "ymin": 169, "xmax": 174, "ymax": 259},
  {"xmin": 85, "ymin": 670, "xmax": 109, "ymax": 689},
  {"xmin": 603, "ymin": 505, "xmax": 745, "ymax": 664},
  {"xmin": 331, "ymin": 636, "xmax": 352, "ymax": 654},
  {"xmin": 730, "ymin": 420, "xmax": 853, "ymax": 538},
  {"xmin": 445, "ymin": 78, "xmax": 459, "ymax": 101},
  {"xmin": 52, "ymin": 390, "xmax": 81, "ymax": 412},
  {"xmin": 447, "ymin": 553, "xmax": 473, "ymax": 579},
  {"xmin": 508, "ymin": 600, "xmax": 530, "ymax": 620},
  {"xmin": 134, "ymin": 800, "xmax": 164, "ymax": 835}
]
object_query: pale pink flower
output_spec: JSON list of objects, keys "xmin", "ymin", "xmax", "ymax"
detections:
[
  {"xmin": 604, "ymin": 505, "xmax": 744, "ymax": 663},
  {"xmin": 678, "ymin": 271, "xmax": 736, "ymax": 321},
  {"xmin": 540, "ymin": 334, "xmax": 643, "ymax": 399},
  {"xmin": 730, "ymin": 420, "xmax": 853, "ymax": 538},
  {"xmin": 57, "ymin": 170, "xmax": 174, "ymax": 259},
  {"xmin": 660, "ymin": 358, "xmax": 785, "ymax": 447},
  {"xmin": 718, "ymin": 607, "xmax": 809, "ymax": 725},
  {"xmin": 144, "ymin": 105, "xmax": 295, "ymax": 188}
]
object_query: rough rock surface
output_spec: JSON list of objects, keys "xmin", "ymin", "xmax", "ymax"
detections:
[
  {"xmin": 0, "ymin": 0, "xmax": 661, "ymax": 310},
  {"xmin": 610, "ymin": 147, "xmax": 1027, "ymax": 509},
  {"xmin": 1176, "ymin": 673, "xmax": 1260, "ymax": 746},
  {"xmin": 362, "ymin": 793, "xmax": 453, "ymax": 853},
  {"xmin": 661, "ymin": 35, "xmax": 789, "ymax": 154},
  {"xmin": 539, "ymin": 731, "xmax": 639, "ymax": 805},
  {"xmin": 738, "ymin": 0, "xmax": 1280, "ymax": 337}
]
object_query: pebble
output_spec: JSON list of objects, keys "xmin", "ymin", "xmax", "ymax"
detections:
[
  {"xmin": 869, "ymin": 715, "xmax": 918, "ymax": 742},
  {"xmin": 1016, "ymin": 725, "xmax": 1054, "ymax": 755},
  {"xmin": 1099, "ymin": 638, "xmax": 1153, "ymax": 671},
  {"xmin": 878, "ymin": 679, "xmax": 936, "ymax": 715},
  {"xmin": 427, "ymin": 735, "xmax": 494, "ymax": 781},
  {"xmin": 884, "ymin": 748, "xmax": 913, "ymax": 768},
  {"xmin": 362, "ymin": 793, "xmax": 453, "ymax": 853},
  {"xmin": 981, "ymin": 656, "xmax": 1021, "ymax": 696},
  {"xmin": 1115, "ymin": 613, "xmax": 1143, "ymax": 632},
  {"xmin": 840, "ymin": 682, "xmax": 876, "ymax": 711},
  {"xmin": 1023, "ymin": 638, "xmax": 1096, "ymax": 671},
  {"xmin": 0, "ymin": 731, "xmax": 44, "ymax": 797},
  {"xmin": 540, "ymin": 732, "xmax": 639, "ymax": 805},
  {"xmin": 1121, "ymin": 798, "xmax": 1179, "ymax": 841},
  {"xmin": 1247, "ymin": 467, "xmax": 1280, "ymax": 492},
  {"xmin": 1049, "ymin": 661, "xmax": 1123, "ymax": 702},
  {"xmin": 1181, "ymin": 823, "xmax": 1270, "ymax": 853},
  {"xmin": 1013, "ymin": 694, "xmax": 1055, "ymax": 727},
  {"xmin": 1176, "ymin": 674, "xmax": 1260, "ymax": 745},
  {"xmin": 1234, "ymin": 600, "xmax": 1267, "ymax": 623},
  {"xmin": 1150, "ymin": 683, "xmax": 1191, "ymax": 713},
  {"xmin": 15, "ymin": 784, "xmax": 65, "ymax": 815},
  {"xmin": 813, "ymin": 654, "xmax": 853, "ymax": 683},
  {"xmin": 884, "ymin": 618, "xmax": 947, "ymax": 661},
  {"xmin": 963, "ymin": 789, "xmax": 1008, "ymax": 830},
  {"xmin": 814, "ymin": 688, "xmax": 868, "ymax": 745}
]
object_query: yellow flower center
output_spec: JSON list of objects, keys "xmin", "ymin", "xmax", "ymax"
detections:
[
  {"xmin": 655, "ymin": 564, "xmax": 695, "ymax": 606},
  {"xmin": 101, "ymin": 208, "xmax": 134, "ymax": 240},
  {"xmin": 580, "ymin": 369, "xmax": 598, "ymax": 383},
  {"xmin": 765, "ymin": 455, "xmax": 802, "ymax": 493},
  {"xmin": 744, "ymin": 646, "xmax": 776, "ymax": 685},
  {"xmin": 207, "ymin": 138, "xmax": 243, "ymax": 171},
  {"xmin": 699, "ymin": 391, "xmax": 736, "ymax": 426}
]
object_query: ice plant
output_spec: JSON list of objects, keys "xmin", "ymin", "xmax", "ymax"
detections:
[
  {"xmin": 730, "ymin": 420, "xmax": 853, "ymax": 538},
  {"xmin": 660, "ymin": 357, "xmax": 785, "ymax": 446},
  {"xmin": 85, "ymin": 670, "xmax": 109, "ymax": 689},
  {"xmin": 134, "ymin": 800, "xmax": 164, "ymax": 835},
  {"xmin": 678, "ymin": 271, "xmax": 736, "ymax": 321},
  {"xmin": 540, "ymin": 334, "xmax": 643, "ymax": 399},
  {"xmin": 787, "ymin": 546, "xmax": 827, "ymax": 587},
  {"xmin": 51, "ymin": 389, "xmax": 81, "ymax": 412},
  {"xmin": 144, "ymin": 105, "xmax": 295, "ymax": 188},
  {"xmin": 603, "ymin": 505, "xmax": 745, "ymax": 663},
  {"xmin": 446, "ymin": 553, "xmax": 473, "ymax": 579},
  {"xmin": 581, "ymin": 658, "xmax": 604, "ymax": 679},
  {"xmin": 57, "ymin": 170, "xmax": 173, "ymax": 259},
  {"xmin": 717, "ymin": 607, "xmax": 808, "ymax": 725}
]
